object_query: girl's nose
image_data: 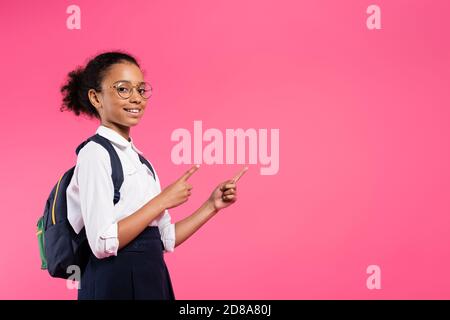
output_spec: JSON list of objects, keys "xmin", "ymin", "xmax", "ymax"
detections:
[{"xmin": 128, "ymin": 88, "xmax": 142, "ymax": 103}]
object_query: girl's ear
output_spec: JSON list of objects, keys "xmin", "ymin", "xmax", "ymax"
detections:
[{"xmin": 88, "ymin": 89, "xmax": 102, "ymax": 110}]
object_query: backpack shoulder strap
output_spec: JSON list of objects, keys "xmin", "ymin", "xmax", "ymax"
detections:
[
  {"xmin": 138, "ymin": 154, "xmax": 156, "ymax": 181},
  {"xmin": 75, "ymin": 134, "xmax": 124, "ymax": 205}
]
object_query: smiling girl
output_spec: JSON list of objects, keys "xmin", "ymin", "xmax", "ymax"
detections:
[{"xmin": 60, "ymin": 51, "xmax": 247, "ymax": 300}]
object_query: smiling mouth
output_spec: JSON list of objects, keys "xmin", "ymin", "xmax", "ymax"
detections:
[{"xmin": 123, "ymin": 108, "xmax": 141, "ymax": 114}]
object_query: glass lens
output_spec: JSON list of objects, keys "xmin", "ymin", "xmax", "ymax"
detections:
[
  {"xmin": 115, "ymin": 83, "xmax": 132, "ymax": 99},
  {"xmin": 137, "ymin": 82, "xmax": 152, "ymax": 99}
]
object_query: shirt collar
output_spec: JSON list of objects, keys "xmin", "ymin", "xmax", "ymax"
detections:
[{"xmin": 95, "ymin": 125, "xmax": 143, "ymax": 155}]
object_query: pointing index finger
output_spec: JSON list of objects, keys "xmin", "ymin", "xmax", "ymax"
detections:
[
  {"xmin": 232, "ymin": 166, "xmax": 248, "ymax": 183},
  {"xmin": 181, "ymin": 164, "xmax": 200, "ymax": 181}
]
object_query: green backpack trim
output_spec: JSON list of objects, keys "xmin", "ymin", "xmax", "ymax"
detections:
[{"xmin": 36, "ymin": 216, "xmax": 47, "ymax": 270}]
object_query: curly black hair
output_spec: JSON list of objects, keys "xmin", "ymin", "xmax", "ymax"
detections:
[{"xmin": 60, "ymin": 51, "xmax": 140, "ymax": 119}]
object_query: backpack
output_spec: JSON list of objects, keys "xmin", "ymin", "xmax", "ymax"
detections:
[{"xmin": 36, "ymin": 134, "xmax": 155, "ymax": 279}]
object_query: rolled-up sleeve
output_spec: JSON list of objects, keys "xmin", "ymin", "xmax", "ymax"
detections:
[
  {"xmin": 158, "ymin": 209, "xmax": 176, "ymax": 252},
  {"xmin": 77, "ymin": 143, "xmax": 119, "ymax": 259}
]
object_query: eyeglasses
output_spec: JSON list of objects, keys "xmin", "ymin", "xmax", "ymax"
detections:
[{"xmin": 109, "ymin": 81, "xmax": 152, "ymax": 100}]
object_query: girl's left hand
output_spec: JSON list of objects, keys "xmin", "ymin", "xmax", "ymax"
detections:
[{"xmin": 208, "ymin": 166, "xmax": 248, "ymax": 211}]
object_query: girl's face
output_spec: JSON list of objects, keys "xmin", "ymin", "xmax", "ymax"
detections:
[{"xmin": 89, "ymin": 62, "xmax": 149, "ymax": 136}]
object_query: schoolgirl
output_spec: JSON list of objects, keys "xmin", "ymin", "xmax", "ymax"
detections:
[{"xmin": 60, "ymin": 51, "xmax": 247, "ymax": 300}]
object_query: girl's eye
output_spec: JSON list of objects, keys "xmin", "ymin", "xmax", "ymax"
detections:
[
  {"xmin": 138, "ymin": 89, "xmax": 146, "ymax": 94},
  {"xmin": 118, "ymin": 87, "xmax": 129, "ymax": 93}
]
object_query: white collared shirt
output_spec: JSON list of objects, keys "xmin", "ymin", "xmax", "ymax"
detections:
[{"xmin": 66, "ymin": 125, "xmax": 175, "ymax": 259}]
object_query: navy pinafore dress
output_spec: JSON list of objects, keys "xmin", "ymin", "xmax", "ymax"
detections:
[{"xmin": 78, "ymin": 226, "xmax": 175, "ymax": 300}]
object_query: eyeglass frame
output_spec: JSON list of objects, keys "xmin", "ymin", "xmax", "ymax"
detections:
[{"xmin": 105, "ymin": 80, "xmax": 153, "ymax": 100}]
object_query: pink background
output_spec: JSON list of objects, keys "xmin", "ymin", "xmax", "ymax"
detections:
[{"xmin": 1, "ymin": 0, "xmax": 450, "ymax": 299}]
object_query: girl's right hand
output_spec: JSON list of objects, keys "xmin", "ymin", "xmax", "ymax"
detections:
[{"xmin": 157, "ymin": 165, "xmax": 200, "ymax": 209}]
